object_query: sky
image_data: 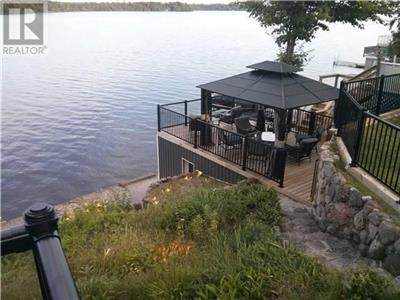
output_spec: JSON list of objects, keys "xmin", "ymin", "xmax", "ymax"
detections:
[{"xmin": 58, "ymin": 0, "xmax": 233, "ymax": 4}]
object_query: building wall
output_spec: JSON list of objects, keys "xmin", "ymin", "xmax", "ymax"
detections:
[{"xmin": 158, "ymin": 136, "xmax": 245, "ymax": 184}]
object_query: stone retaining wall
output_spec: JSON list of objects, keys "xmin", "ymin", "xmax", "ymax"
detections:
[{"xmin": 312, "ymin": 140, "xmax": 400, "ymax": 276}]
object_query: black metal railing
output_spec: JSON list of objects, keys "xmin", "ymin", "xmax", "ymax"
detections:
[
  {"xmin": 357, "ymin": 113, "xmax": 400, "ymax": 193},
  {"xmin": 336, "ymin": 74, "xmax": 400, "ymax": 195},
  {"xmin": 1, "ymin": 203, "xmax": 80, "ymax": 300},
  {"xmin": 335, "ymin": 89, "xmax": 364, "ymax": 159},
  {"xmin": 158, "ymin": 105, "xmax": 287, "ymax": 187},
  {"xmin": 290, "ymin": 108, "xmax": 333, "ymax": 135},
  {"xmin": 344, "ymin": 74, "xmax": 400, "ymax": 115}
]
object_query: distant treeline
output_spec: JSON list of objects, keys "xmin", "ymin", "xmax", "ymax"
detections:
[{"xmin": 46, "ymin": 2, "xmax": 241, "ymax": 12}]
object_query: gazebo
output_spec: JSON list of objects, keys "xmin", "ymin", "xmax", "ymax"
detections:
[{"xmin": 197, "ymin": 60, "xmax": 339, "ymax": 146}]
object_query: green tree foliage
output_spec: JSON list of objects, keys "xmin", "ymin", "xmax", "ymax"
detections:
[
  {"xmin": 389, "ymin": 7, "xmax": 400, "ymax": 58},
  {"xmin": 238, "ymin": 0, "xmax": 395, "ymax": 68}
]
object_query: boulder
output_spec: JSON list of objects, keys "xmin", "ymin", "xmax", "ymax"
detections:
[
  {"xmin": 368, "ymin": 238, "xmax": 386, "ymax": 260},
  {"xmin": 379, "ymin": 221, "xmax": 400, "ymax": 245},
  {"xmin": 349, "ymin": 188, "xmax": 364, "ymax": 208},
  {"xmin": 359, "ymin": 244, "xmax": 369, "ymax": 257},
  {"xmin": 353, "ymin": 210, "xmax": 365, "ymax": 231},
  {"xmin": 367, "ymin": 224, "xmax": 379, "ymax": 245},
  {"xmin": 368, "ymin": 211, "xmax": 383, "ymax": 226},
  {"xmin": 327, "ymin": 223, "xmax": 340, "ymax": 235},
  {"xmin": 395, "ymin": 239, "xmax": 400, "ymax": 255},
  {"xmin": 360, "ymin": 230, "xmax": 368, "ymax": 244},
  {"xmin": 383, "ymin": 254, "xmax": 400, "ymax": 276}
]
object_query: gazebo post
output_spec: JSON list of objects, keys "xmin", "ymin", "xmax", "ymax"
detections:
[
  {"xmin": 274, "ymin": 108, "xmax": 288, "ymax": 148},
  {"xmin": 200, "ymin": 89, "xmax": 212, "ymax": 145}
]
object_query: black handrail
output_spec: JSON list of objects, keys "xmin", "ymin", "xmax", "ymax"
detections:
[{"xmin": 1, "ymin": 203, "xmax": 80, "ymax": 300}]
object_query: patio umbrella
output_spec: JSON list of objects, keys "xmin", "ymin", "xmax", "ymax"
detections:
[{"xmin": 256, "ymin": 108, "xmax": 266, "ymax": 132}]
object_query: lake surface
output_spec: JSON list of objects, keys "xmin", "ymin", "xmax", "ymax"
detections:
[{"xmin": 1, "ymin": 11, "xmax": 390, "ymax": 219}]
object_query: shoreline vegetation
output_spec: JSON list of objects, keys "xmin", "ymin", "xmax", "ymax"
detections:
[
  {"xmin": 2, "ymin": 176, "xmax": 399, "ymax": 299},
  {"xmin": 3, "ymin": 2, "xmax": 241, "ymax": 13}
]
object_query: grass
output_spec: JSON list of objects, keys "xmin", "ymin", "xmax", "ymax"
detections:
[
  {"xmin": 387, "ymin": 116, "xmax": 400, "ymax": 127},
  {"xmin": 2, "ymin": 176, "xmax": 399, "ymax": 300}
]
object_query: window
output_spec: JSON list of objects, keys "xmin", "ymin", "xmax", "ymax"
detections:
[{"xmin": 182, "ymin": 158, "xmax": 194, "ymax": 174}]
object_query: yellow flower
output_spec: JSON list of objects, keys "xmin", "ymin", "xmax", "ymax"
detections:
[
  {"xmin": 96, "ymin": 203, "xmax": 102, "ymax": 208},
  {"xmin": 196, "ymin": 170, "xmax": 203, "ymax": 177},
  {"xmin": 165, "ymin": 188, "xmax": 171, "ymax": 193},
  {"xmin": 154, "ymin": 200, "xmax": 159, "ymax": 205}
]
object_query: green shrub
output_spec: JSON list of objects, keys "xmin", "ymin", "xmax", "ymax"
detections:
[{"xmin": 344, "ymin": 267, "xmax": 400, "ymax": 300}]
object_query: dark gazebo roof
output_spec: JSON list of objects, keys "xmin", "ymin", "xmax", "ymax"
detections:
[{"xmin": 197, "ymin": 60, "xmax": 339, "ymax": 110}]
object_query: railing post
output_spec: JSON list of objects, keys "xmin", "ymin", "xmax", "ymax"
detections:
[
  {"xmin": 376, "ymin": 75, "xmax": 385, "ymax": 115},
  {"xmin": 335, "ymin": 81, "xmax": 345, "ymax": 130},
  {"xmin": 157, "ymin": 104, "xmax": 161, "ymax": 132},
  {"xmin": 24, "ymin": 203, "xmax": 79, "ymax": 300},
  {"xmin": 184, "ymin": 100, "xmax": 188, "ymax": 126},
  {"xmin": 242, "ymin": 136, "xmax": 248, "ymax": 170},
  {"xmin": 194, "ymin": 122, "xmax": 198, "ymax": 149},
  {"xmin": 351, "ymin": 110, "xmax": 366, "ymax": 167},
  {"xmin": 308, "ymin": 111, "xmax": 316, "ymax": 135}
]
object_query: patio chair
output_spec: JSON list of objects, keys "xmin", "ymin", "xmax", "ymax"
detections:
[
  {"xmin": 218, "ymin": 130, "xmax": 242, "ymax": 151},
  {"xmin": 219, "ymin": 106, "xmax": 244, "ymax": 126},
  {"xmin": 235, "ymin": 116, "xmax": 257, "ymax": 136},
  {"xmin": 189, "ymin": 115, "xmax": 202, "ymax": 133},
  {"xmin": 285, "ymin": 137, "xmax": 319, "ymax": 163},
  {"xmin": 295, "ymin": 127, "xmax": 323, "ymax": 152},
  {"xmin": 247, "ymin": 138, "xmax": 271, "ymax": 159}
]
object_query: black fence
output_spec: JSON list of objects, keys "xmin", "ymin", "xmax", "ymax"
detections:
[
  {"xmin": 158, "ymin": 105, "xmax": 287, "ymax": 187},
  {"xmin": 1, "ymin": 203, "xmax": 79, "ymax": 300},
  {"xmin": 336, "ymin": 75, "xmax": 400, "ymax": 195},
  {"xmin": 358, "ymin": 113, "xmax": 400, "ymax": 193},
  {"xmin": 290, "ymin": 108, "xmax": 333, "ymax": 135},
  {"xmin": 344, "ymin": 74, "xmax": 400, "ymax": 115},
  {"xmin": 335, "ymin": 89, "xmax": 364, "ymax": 159}
]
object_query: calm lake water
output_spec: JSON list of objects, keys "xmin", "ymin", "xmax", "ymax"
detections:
[{"xmin": 1, "ymin": 11, "xmax": 390, "ymax": 219}]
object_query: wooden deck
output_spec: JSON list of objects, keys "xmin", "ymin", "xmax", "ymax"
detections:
[{"xmin": 160, "ymin": 124, "xmax": 317, "ymax": 203}]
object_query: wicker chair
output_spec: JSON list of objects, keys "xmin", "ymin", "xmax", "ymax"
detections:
[
  {"xmin": 235, "ymin": 116, "xmax": 257, "ymax": 136},
  {"xmin": 286, "ymin": 138, "xmax": 319, "ymax": 163}
]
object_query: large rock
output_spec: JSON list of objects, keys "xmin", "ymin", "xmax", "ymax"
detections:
[
  {"xmin": 383, "ymin": 254, "xmax": 400, "ymax": 276},
  {"xmin": 368, "ymin": 211, "xmax": 383, "ymax": 226},
  {"xmin": 327, "ymin": 223, "xmax": 340, "ymax": 235},
  {"xmin": 359, "ymin": 243, "xmax": 369, "ymax": 257},
  {"xmin": 353, "ymin": 210, "xmax": 365, "ymax": 231},
  {"xmin": 326, "ymin": 203, "xmax": 353, "ymax": 225},
  {"xmin": 349, "ymin": 188, "xmax": 364, "ymax": 208},
  {"xmin": 367, "ymin": 224, "xmax": 379, "ymax": 245},
  {"xmin": 379, "ymin": 221, "xmax": 400, "ymax": 245},
  {"xmin": 360, "ymin": 230, "xmax": 368, "ymax": 244},
  {"xmin": 368, "ymin": 238, "xmax": 386, "ymax": 260},
  {"xmin": 395, "ymin": 239, "xmax": 400, "ymax": 255}
]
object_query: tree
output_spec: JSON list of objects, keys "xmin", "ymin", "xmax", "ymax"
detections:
[
  {"xmin": 389, "ymin": 7, "xmax": 400, "ymax": 59},
  {"xmin": 238, "ymin": 0, "xmax": 395, "ymax": 68}
]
